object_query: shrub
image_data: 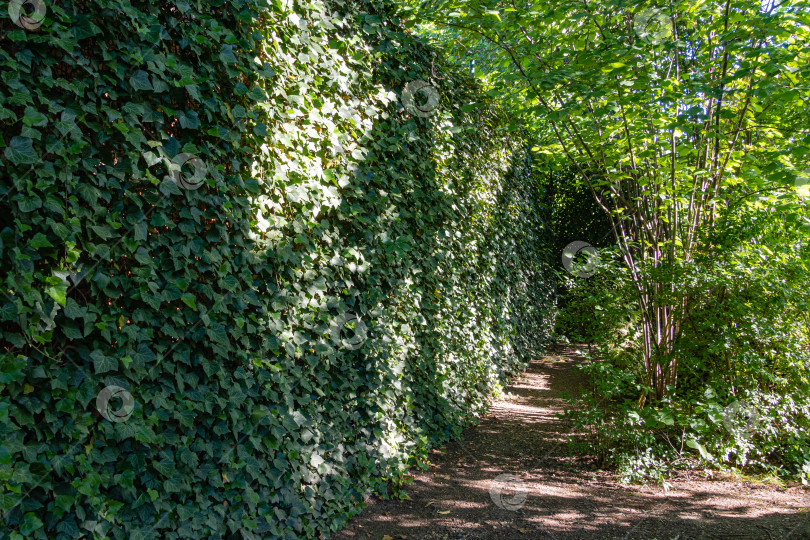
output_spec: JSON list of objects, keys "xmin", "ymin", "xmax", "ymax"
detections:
[{"xmin": 562, "ymin": 204, "xmax": 810, "ymax": 485}]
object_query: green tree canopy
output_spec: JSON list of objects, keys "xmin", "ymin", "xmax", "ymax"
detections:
[{"xmin": 413, "ymin": 0, "xmax": 810, "ymax": 399}]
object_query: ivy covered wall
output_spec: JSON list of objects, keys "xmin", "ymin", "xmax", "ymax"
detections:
[{"xmin": 0, "ymin": 0, "xmax": 556, "ymax": 537}]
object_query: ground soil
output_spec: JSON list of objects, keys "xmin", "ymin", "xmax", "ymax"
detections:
[{"xmin": 333, "ymin": 346, "xmax": 810, "ymax": 540}]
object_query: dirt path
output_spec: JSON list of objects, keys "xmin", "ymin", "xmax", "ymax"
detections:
[{"xmin": 334, "ymin": 346, "xmax": 810, "ymax": 540}]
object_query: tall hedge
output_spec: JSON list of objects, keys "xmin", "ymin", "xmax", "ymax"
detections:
[{"xmin": 0, "ymin": 0, "xmax": 556, "ymax": 537}]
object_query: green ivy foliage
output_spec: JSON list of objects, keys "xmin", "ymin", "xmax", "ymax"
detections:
[
  {"xmin": 539, "ymin": 165, "xmax": 614, "ymax": 342},
  {"xmin": 0, "ymin": 0, "xmax": 555, "ymax": 537}
]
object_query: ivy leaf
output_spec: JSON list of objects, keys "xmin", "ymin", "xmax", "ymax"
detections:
[
  {"xmin": 179, "ymin": 110, "xmax": 199, "ymax": 130},
  {"xmin": 219, "ymin": 44, "xmax": 237, "ymax": 64},
  {"xmin": 133, "ymin": 344, "xmax": 156, "ymax": 366},
  {"xmin": 130, "ymin": 70, "xmax": 153, "ymax": 92},
  {"xmin": 91, "ymin": 351, "xmax": 118, "ymax": 374},
  {"xmin": 64, "ymin": 298, "xmax": 88, "ymax": 320},
  {"xmin": 19, "ymin": 513, "xmax": 43, "ymax": 536},
  {"xmin": 0, "ymin": 492, "xmax": 18, "ymax": 512},
  {"xmin": 17, "ymin": 196, "xmax": 42, "ymax": 213},
  {"xmin": 220, "ymin": 275, "xmax": 239, "ymax": 291},
  {"xmin": 293, "ymin": 411, "xmax": 308, "ymax": 427},
  {"xmin": 4, "ymin": 137, "xmax": 37, "ymax": 165},
  {"xmin": 134, "ymin": 247, "xmax": 152, "ymax": 265},
  {"xmin": 46, "ymin": 280, "xmax": 68, "ymax": 307},
  {"xmin": 0, "ymin": 301, "xmax": 16, "ymax": 321},
  {"xmin": 181, "ymin": 293, "xmax": 197, "ymax": 311},
  {"xmin": 206, "ymin": 323, "xmax": 228, "ymax": 344},
  {"xmin": 175, "ymin": 408, "xmax": 195, "ymax": 428},
  {"xmin": 29, "ymin": 233, "xmax": 53, "ymax": 248},
  {"xmin": 23, "ymin": 107, "xmax": 48, "ymax": 127}
]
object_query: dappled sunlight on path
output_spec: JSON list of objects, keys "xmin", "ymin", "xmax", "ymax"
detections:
[{"xmin": 334, "ymin": 346, "xmax": 810, "ymax": 540}]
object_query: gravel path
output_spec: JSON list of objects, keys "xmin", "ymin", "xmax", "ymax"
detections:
[{"xmin": 333, "ymin": 346, "xmax": 810, "ymax": 539}]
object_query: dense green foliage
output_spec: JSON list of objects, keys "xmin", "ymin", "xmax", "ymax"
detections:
[
  {"xmin": 539, "ymin": 167, "xmax": 614, "ymax": 343},
  {"xmin": 410, "ymin": 0, "xmax": 810, "ymax": 483},
  {"xmin": 0, "ymin": 0, "xmax": 555, "ymax": 537},
  {"xmin": 564, "ymin": 205, "xmax": 810, "ymax": 484}
]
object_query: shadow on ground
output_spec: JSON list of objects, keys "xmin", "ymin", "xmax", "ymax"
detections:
[{"xmin": 333, "ymin": 346, "xmax": 810, "ymax": 540}]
